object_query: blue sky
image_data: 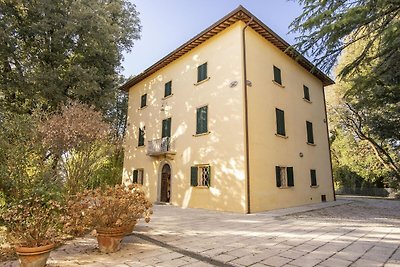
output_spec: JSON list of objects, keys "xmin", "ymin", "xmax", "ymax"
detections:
[{"xmin": 122, "ymin": 0, "xmax": 304, "ymax": 78}]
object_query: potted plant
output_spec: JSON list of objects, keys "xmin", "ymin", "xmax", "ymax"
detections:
[
  {"xmin": 66, "ymin": 184, "xmax": 152, "ymax": 253},
  {"xmin": 0, "ymin": 194, "xmax": 64, "ymax": 267}
]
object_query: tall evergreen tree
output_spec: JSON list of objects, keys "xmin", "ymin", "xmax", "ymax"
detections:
[{"xmin": 0, "ymin": 0, "xmax": 140, "ymax": 114}]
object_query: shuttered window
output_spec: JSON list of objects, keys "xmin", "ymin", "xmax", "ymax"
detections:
[
  {"xmin": 133, "ymin": 170, "xmax": 138, "ymax": 183},
  {"xmin": 164, "ymin": 81, "xmax": 172, "ymax": 97},
  {"xmin": 275, "ymin": 166, "xmax": 294, "ymax": 187},
  {"xmin": 140, "ymin": 94, "xmax": 147, "ymax": 108},
  {"xmin": 162, "ymin": 118, "xmax": 171, "ymax": 138},
  {"xmin": 303, "ymin": 85, "xmax": 310, "ymax": 101},
  {"xmin": 273, "ymin": 66, "xmax": 282, "ymax": 85},
  {"xmin": 197, "ymin": 63, "xmax": 208, "ymax": 82},
  {"xmin": 276, "ymin": 108, "xmax": 286, "ymax": 136},
  {"xmin": 306, "ymin": 121, "xmax": 314, "ymax": 144},
  {"xmin": 133, "ymin": 169, "xmax": 144, "ymax": 184},
  {"xmin": 190, "ymin": 165, "xmax": 210, "ymax": 187},
  {"xmin": 310, "ymin": 169, "xmax": 317, "ymax": 186},
  {"xmin": 196, "ymin": 105, "xmax": 208, "ymax": 134},
  {"xmin": 138, "ymin": 127, "xmax": 145, "ymax": 146}
]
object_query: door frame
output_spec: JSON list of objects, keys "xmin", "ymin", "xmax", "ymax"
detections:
[{"xmin": 158, "ymin": 160, "xmax": 172, "ymax": 203}]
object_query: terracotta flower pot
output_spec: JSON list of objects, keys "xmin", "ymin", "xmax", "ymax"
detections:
[
  {"xmin": 15, "ymin": 243, "xmax": 55, "ymax": 267},
  {"xmin": 96, "ymin": 226, "xmax": 125, "ymax": 253}
]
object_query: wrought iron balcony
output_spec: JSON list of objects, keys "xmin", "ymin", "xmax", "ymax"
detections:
[{"xmin": 147, "ymin": 137, "xmax": 176, "ymax": 157}]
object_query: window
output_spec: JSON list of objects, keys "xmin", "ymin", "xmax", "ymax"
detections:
[
  {"xmin": 196, "ymin": 105, "xmax": 208, "ymax": 134},
  {"xmin": 162, "ymin": 118, "xmax": 171, "ymax": 138},
  {"xmin": 190, "ymin": 165, "xmax": 211, "ymax": 187},
  {"xmin": 164, "ymin": 81, "xmax": 172, "ymax": 97},
  {"xmin": 310, "ymin": 169, "xmax": 317, "ymax": 186},
  {"xmin": 133, "ymin": 169, "xmax": 144, "ymax": 185},
  {"xmin": 275, "ymin": 108, "xmax": 286, "ymax": 136},
  {"xmin": 306, "ymin": 121, "xmax": 314, "ymax": 144},
  {"xmin": 138, "ymin": 127, "xmax": 145, "ymax": 146},
  {"xmin": 273, "ymin": 66, "xmax": 282, "ymax": 85},
  {"xmin": 303, "ymin": 85, "xmax": 310, "ymax": 101},
  {"xmin": 197, "ymin": 62, "xmax": 208, "ymax": 82},
  {"xmin": 140, "ymin": 94, "xmax": 147, "ymax": 108},
  {"xmin": 275, "ymin": 166, "xmax": 294, "ymax": 188}
]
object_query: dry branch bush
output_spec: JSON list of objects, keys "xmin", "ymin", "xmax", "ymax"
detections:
[
  {"xmin": 39, "ymin": 102, "xmax": 113, "ymax": 194},
  {"xmin": 64, "ymin": 184, "xmax": 152, "ymax": 234}
]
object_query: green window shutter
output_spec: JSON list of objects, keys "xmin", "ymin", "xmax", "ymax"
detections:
[
  {"xmin": 133, "ymin": 170, "xmax": 138, "ymax": 183},
  {"xmin": 140, "ymin": 94, "xmax": 147, "ymax": 108},
  {"xmin": 196, "ymin": 106, "xmax": 208, "ymax": 134},
  {"xmin": 306, "ymin": 121, "xmax": 314, "ymax": 144},
  {"xmin": 165, "ymin": 81, "xmax": 172, "ymax": 97},
  {"xmin": 162, "ymin": 118, "xmax": 171, "ymax": 138},
  {"xmin": 310, "ymin": 169, "xmax": 317, "ymax": 186},
  {"xmin": 197, "ymin": 63, "xmax": 207, "ymax": 82},
  {"xmin": 138, "ymin": 127, "xmax": 145, "ymax": 146},
  {"xmin": 190, "ymin": 166, "xmax": 198, "ymax": 186},
  {"xmin": 275, "ymin": 166, "xmax": 281, "ymax": 187},
  {"xmin": 273, "ymin": 66, "xmax": 282, "ymax": 85},
  {"xmin": 287, "ymin": 167, "xmax": 294, "ymax": 187},
  {"xmin": 276, "ymin": 108, "xmax": 286, "ymax": 136},
  {"xmin": 303, "ymin": 85, "xmax": 310, "ymax": 101}
]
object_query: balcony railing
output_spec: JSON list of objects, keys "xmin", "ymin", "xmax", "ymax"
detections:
[{"xmin": 147, "ymin": 137, "xmax": 176, "ymax": 157}]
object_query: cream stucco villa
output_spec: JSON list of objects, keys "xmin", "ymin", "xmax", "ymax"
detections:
[{"xmin": 120, "ymin": 6, "xmax": 335, "ymax": 213}]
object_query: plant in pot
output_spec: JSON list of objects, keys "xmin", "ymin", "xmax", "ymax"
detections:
[
  {"xmin": 0, "ymin": 194, "xmax": 65, "ymax": 267},
  {"xmin": 66, "ymin": 184, "xmax": 152, "ymax": 253}
]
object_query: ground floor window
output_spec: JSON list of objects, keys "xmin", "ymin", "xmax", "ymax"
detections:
[
  {"xmin": 275, "ymin": 166, "xmax": 294, "ymax": 188},
  {"xmin": 190, "ymin": 165, "xmax": 211, "ymax": 187},
  {"xmin": 133, "ymin": 169, "xmax": 144, "ymax": 185}
]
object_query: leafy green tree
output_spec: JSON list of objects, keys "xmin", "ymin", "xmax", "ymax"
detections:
[
  {"xmin": 290, "ymin": 0, "xmax": 400, "ymax": 77},
  {"xmin": 0, "ymin": 0, "xmax": 140, "ymax": 114}
]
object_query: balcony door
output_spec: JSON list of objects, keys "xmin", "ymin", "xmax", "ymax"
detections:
[
  {"xmin": 160, "ymin": 164, "xmax": 171, "ymax": 203},
  {"xmin": 162, "ymin": 118, "xmax": 171, "ymax": 138}
]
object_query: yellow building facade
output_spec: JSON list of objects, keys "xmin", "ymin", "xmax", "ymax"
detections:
[{"xmin": 121, "ymin": 6, "xmax": 335, "ymax": 213}]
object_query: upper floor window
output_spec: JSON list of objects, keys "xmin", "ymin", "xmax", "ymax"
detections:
[
  {"xmin": 196, "ymin": 105, "xmax": 208, "ymax": 134},
  {"xmin": 190, "ymin": 165, "xmax": 211, "ymax": 187},
  {"xmin": 164, "ymin": 81, "xmax": 172, "ymax": 97},
  {"xmin": 275, "ymin": 166, "xmax": 294, "ymax": 188},
  {"xmin": 306, "ymin": 121, "xmax": 314, "ymax": 144},
  {"xmin": 138, "ymin": 127, "xmax": 145, "ymax": 146},
  {"xmin": 140, "ymin": 94, "xmax": 147, "ymax": 108},
  {"xmin": 273, "ymin": 66, "xmax": 282, "ymax": 85},
  {"xmin": 310, "ymin": 169, "xmax": 317, "ymax": 186},
  {"xmin": 133, "ymin": 169, "xmax": 144, "ymax": 185},
  {"xmin": 197, "ymin": 62, "xmax": 208, "ymax": 83},
  {"xmin": 275, "ymin": 108, "xmax": 286, "ymax": 136},
  {"xmin": 303, "ymin": 85, "xmax": 310, "ymax": 101}
]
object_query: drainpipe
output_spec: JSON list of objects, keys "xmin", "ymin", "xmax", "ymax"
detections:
[
  {"xmin": 322, "ymin": 87, "xmax": 336, "ymax": 201},
  {"xmin": 242, "ymin": 17, "xmax": 253, "ymax": 214}
]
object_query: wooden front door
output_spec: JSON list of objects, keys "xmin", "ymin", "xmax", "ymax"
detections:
[{"xmin": 160, "ymin": 164, "xmax": 171, "ymax": 202}]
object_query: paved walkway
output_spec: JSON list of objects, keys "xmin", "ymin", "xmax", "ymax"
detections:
[{"xmin": 1, "ymin": 196, "xmax": 400, "ymax": 266}]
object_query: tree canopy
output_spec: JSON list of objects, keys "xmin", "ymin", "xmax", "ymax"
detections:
[{"xmin": 0, "ymin": 0, "xmax": 140, "ymax": 114}]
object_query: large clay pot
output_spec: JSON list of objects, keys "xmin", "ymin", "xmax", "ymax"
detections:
[
  {"xmin": 96, "ymin": 226, "xmax": 125, "ymax": 253},
  {"xmin": 123, "ymin": 220, "xmax": 137, "ymax": 235},
  {"xmin": 15, "ymin": 243, "xmax": 55, "ymax": 267}
]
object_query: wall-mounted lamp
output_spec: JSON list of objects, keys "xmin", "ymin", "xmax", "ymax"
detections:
[{"xmin": 299, "ymin": 152, "xmax": 304, "ymax": 158}]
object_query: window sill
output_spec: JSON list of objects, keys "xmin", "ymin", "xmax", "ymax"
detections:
[
  {"xmin": 275, "ymin": 133, "xmax": 288, "ymax": 139},
  {"xmin": 138, "ymin": 105, "xmax": 148, "ymax": 110},
  {"xmin": 194, "ymin": 77, "xmax": 211, "ymax": 86},
  {"xmin": 306, "ymin": 142, "xmax": 316, "ymax": 146},
  {"xmin": 136, "ymin": 145, "xmax": 146, "ymax": 148},
  {"xmin": 193, "ymin": 131, "xmax": 211, "ymax": 137},
  {"xmin": 278, "ymin": 186, "xmax": 293, "ymax": 189},
  {"xmin": 193, "ymin": 186, "xmax": 209, "ymax": 189},
  {"xmin": 310, "ymin": 185, "xmax": 319, "ymax": 188},
  {"xmin": 303, "ymin": 98, "xmax": 312, "ymax": 103},
  {"xmin": 162, "ymin": 94, "xmax": 174, "ymax": 100},
  {"xmin": 272, "ymin": 80, "xmax": 285, "ymax": 88}
]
